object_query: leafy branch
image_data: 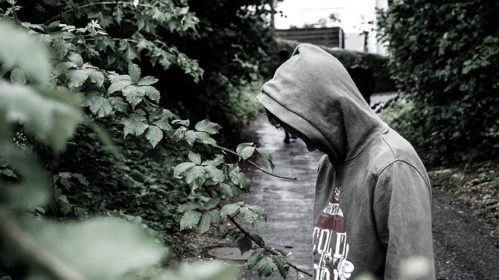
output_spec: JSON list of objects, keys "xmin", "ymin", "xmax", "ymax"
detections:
[
  {"xmin": 215, "ymin": 145, "xmax": 298, "ymax": 181},
  {"xmin": 224, "ymin": 210, "xmax": 312, "ymax": 278}
]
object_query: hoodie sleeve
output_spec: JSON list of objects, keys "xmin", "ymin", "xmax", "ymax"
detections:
[{"xmin": 373, "ymin": 160, "xmax": 436, "ymax": 280}]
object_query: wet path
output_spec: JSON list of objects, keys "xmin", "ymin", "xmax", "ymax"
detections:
[
  {"xmin": 242, "ymin": 116, "xmax": 321, "ymax": 279},
  {"xmin": 241, "ymin": 114, "xmax": 499, "ymax": 279}
]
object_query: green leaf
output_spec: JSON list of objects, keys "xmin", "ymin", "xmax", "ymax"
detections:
[
  {"xmin": 240, "ymin": 205, "xmax": 267, "ymax": 224},
  {"xmin": 236, "ymin": 143, "xmax": 255, "ymax": 160},
  {"xmin": 185, "ymin": 130, "xmax": 197, "ymax": 146},
  {"xmin": 25, "ymin": 217, "xmax": 165, "ymax": 279},
  {"xmin": 138, "ymin": 76, "xmax": 159, "ymax": 86},
  {"xmin": 248, "ymin": 248, "xmax": 265, "ymax": 268},
  {"xmin": 180, "ymin": 210, "xmax": 201, "ymax": 230},
  {"xmin": 123, "ymin": 116, "xmax": 148, "ymax": 137},
  {"xmin": 251, "ymin": 233, "xmax": 265, "ymax": 247},
  {"xmin": 0, "ymin": 144, "xmax": 51, "ymax": 209},
  {"xmin": 0, "ymin": 83, "xmax": 83, "ymax": 152},
  {"xmin": 195, "ymin": 119, "xmax": 222, "ymax": 134},
  {"xmin": 198, "ymin": 209, "xmax": 221, "ymax": 234},
  {"xmin": 143, "ymin": 86, "xmax": 160, "ymax": 102},
  {"xmin": 195, "ymin": 131, "xmax": 217, "ymax": 146},
  {"xmin": 122, "ymin": 85, "xmax": 145, "ymax": 108},
  {"xmin": 188, "ymin": 151, "xmax": 201, "ymax": 164},
  {"xmin": 204, "ymin": 165, "xmax": 225, "ymax": 183},
  {"xmin": 108, "ymin": 97, "xmax": 128, "ymax": 112},
  {"xmin": 219, "ymin": 183, "xmax": 234, "ymax": 197},
  {"xmin": 184, "ymin": 166, "xmax": 205, "ymax": 186},
  {"xmin": 272, "ymin": 255, "xmax": 289, "ymax": 279},
  {"xmin": 177, "ymin": 202, "xmax": 201, "ymax": 212},
  {"xmin": 68, "ymin": 69, "xmax": 89, "ymax": 89},
  {"xmin": 255, "ymin": 256, "xmax": 275, "ymax": 278},
  {"xmin": 220, "ymin": 203, "xmax": 242, "ymax": 218},
  {"xmin": 128, "ymin": 63, "xmax": 141, "ymax": 83},
  {"xmin": 10, "ymin": 68, "xmax": 26, "ymax": 84},
  {"xmin": 202, "ymin": 154, "xmax": 224, "ymax": 166},
  {"xmin": 86, "ymin": 95, "xmax": 113, "ymax": 118},
  {"xmin": 173, "ymin": 162, "xmax": 196, "ymax": 177},
  {"xmin": 204, "ymin": 197, "xmax": 220, "ymax": 210},
  {"xmin": 237, "ymin": 236, "xmax": 252, "ymax": 255},
  {"xmin": 87, "ymin": 69, "xmax": 105, "ymax": 88},
  {"xmin": 172, "ymin": 119, "xmax": 190, "ymax": 127},
  {"xmin": 68, "ymin": 53, "xmax": 84, "ymax": 67},
  {"xmin": 145, "ymin": 125, "xmax": 163, "ymax": 147},
  {"xmin": 154, "ymin": 117, "xmax": 173, "ymax": 131},
  {"xmin": 256, "ymin": 147, "xmax": 275, "ymax": 170},
  {"xmin": 108, "ymin": 80, "xmax": 133, "ymax": 94},
  {"xmin": 0, "ymin": 20, "xmax": 52, "ymax": 83}
]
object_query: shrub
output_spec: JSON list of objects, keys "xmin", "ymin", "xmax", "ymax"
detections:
[
  {"xmin": 267, "ymin": 39, "xmax": 396, "ymax": 93},
  {"xmin": 377, "ymin": 0, "xmax": 499, "ymax": 164}
]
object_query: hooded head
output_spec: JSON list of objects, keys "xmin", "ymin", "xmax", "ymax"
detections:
[{"xmin": 257, "ymin": 44, "xmax": 388, "ymax": 165}]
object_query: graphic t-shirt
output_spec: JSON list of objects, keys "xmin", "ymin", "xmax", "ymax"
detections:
[{"xmin": 312, "ymin": 185, "xmax": 354, "ymax": 280}]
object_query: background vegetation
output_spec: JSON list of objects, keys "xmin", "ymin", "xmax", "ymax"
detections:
[
  {"xmin": 269, "ymin": 39, "xmax": 396, "ymax": 93},
  {"xmin": 0, "ymin": 0, "xmax": 295, "ymax": 279},
  {"xmin": 377, "ymin": 0, "xmax": 499, "ymax": 165}
]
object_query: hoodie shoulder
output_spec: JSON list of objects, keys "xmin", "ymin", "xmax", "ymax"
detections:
[{"xmin": 367, "ymin": 129, "xmax": 430, "ymax": 187}]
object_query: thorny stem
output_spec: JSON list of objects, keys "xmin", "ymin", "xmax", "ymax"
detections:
[
  {"xmin": 0, "ymin": 208, "xmax": 87, "ymax": 280},
  {"xmin": 225, "ymin": 212, "xmax": 312, "ymax": 278},
  {"xmin": 215, "ymin": 145, "xmax": 298, "ymax": 181}
]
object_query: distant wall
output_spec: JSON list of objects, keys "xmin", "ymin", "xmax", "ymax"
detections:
[{"xmin": 274, "ymin": 27, "xmax": 345, "ymax": 48}]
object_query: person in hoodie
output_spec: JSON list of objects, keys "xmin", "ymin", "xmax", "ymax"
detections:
[{"xmin": 257, "ymin": 44, "xmax": 435, "ymax": 280}]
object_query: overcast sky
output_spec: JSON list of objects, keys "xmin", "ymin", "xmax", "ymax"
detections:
[{"xmin": 274, "ymin": 0, "xmax": 377, "ymax": 33}]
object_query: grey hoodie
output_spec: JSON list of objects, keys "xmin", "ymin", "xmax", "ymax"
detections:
[{"xmin": 257, "ymin": 44, "xmax": 435, "ymax": 280}]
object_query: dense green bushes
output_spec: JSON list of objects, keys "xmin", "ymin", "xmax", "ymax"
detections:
[
  {"xmin": 270, "ymin": 39, "xmax": 395, "ymax": 93},
  {"xmin": 377, "ymin": 0, "xmax": 499, "ymax": 164},
  {"xmin": 0, "ymin": 1, "xmax": 295, "ymax": 279}
]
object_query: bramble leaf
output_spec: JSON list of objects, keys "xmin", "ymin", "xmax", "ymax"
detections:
[
  {"xmin": 145, "ymin": 125, "xmax": 163, "ymax": 147},
  {"xmin": 86, "ymin": 95, "xmax": 113, "ymax": 118},
  {"xmin": 143, "ymin": 86, "xmax": 160, "ymax": 102},
  {"xmin": 220, "ymin": 203, "xmax": 242, "ymax": 218},
  {"xmin": 188, "ymin": 151, "xmax": 201, "ymax": 164},
  {"xmin": 123, "ymin": 116, "xmax": 148, "ymax": 137},
  {"xmin": 173, "ymin": 162, "xmax": 196, "ymax": 177},
  {"xmin": 108, "ymin": 80, "xmax": 133, "ymax": 94},
  {"xmin": 128, "ymin": 63, "xmax": 141, "ymax": 83},
  {"xmin": 236, "ymin": 143, "xmax": 255, "ymax": 160},
  {"xmin": 255, "ymin": 256, "xmax": 275, "ymax": 278},
  {"xmin": 237, "ymin": 236, "xmax": 252, "ymax": 255},
  {"xmin": 195, "ymin": 119, "xmax": 222, "ymax": 134},
  {"xmin": 248, "ymin": 248, "xmax": 265, "ymax": 268},
  {"xmin": 138, "ymin": 76, "xmax": 159, "ymax": 86},
  {"xmin": 180, "ymin": 210, "xmax": 201, "ymax": 230}
]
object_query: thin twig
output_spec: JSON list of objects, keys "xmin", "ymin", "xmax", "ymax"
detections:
[
  {"xmin": 225, "ymin": 213, "xmax": 312, "ymax": 278},
  {"xmin": 0, "ymin": 208, "xmax": 87, "ymax": 280},
  {"xmin": 164, "ymin": 134, "xmax": 187, "ymax": 161},
  {"xmin": 215, "ymin": 145, "xmax": 298, "ymax": 181}
]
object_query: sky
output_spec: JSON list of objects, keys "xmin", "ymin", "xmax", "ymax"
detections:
[{"xmin": 274, "ymin": 0, "xmax": 377, "ymax": 33}]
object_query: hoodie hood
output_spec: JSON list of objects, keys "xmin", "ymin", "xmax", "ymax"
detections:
[{"xmin": 257, "ymin": 44, "xmax": 388, "ymax": 165}]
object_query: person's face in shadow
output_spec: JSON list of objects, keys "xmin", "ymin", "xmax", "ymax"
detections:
[{"xmin": 266, "ymin": 110, "xmax": 322, "ymax": 153}]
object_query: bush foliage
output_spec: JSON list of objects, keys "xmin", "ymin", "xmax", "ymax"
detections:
[
  {"xmin": 377, "ymin": 0, "xmax": 499, "ymax": 164},
  {"xmin": 0, "ymin": 1, "xmax": 293, "ymax": 279},
  {"xmin": 270, "ymin": 39, "xmax": 395, "ymax": 93}
]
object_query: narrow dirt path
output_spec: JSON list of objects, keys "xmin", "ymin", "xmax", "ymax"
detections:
[{"xmin": 242, "ymin": 115, "xmax": 499, "ymax": 280}]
